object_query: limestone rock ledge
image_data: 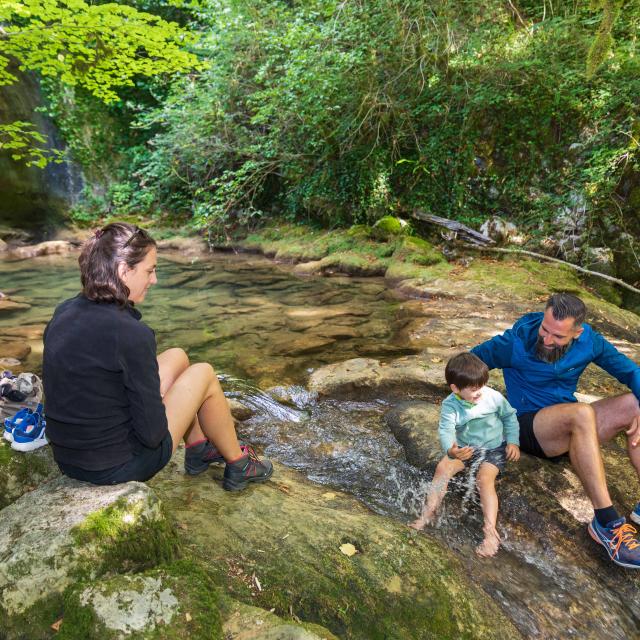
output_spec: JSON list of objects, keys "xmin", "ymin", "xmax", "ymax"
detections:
[
  {"xmin": 0, "ymin": 477, "xmax": 178, "ymax": 639},
  {"xmin": 308, "ymin": 356, "xmax": 444, "ymax": 399}
]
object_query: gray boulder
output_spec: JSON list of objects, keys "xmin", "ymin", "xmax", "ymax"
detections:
[{"xmin": 0, "ymin": 477, "xmax": 178, "ymax": 639}]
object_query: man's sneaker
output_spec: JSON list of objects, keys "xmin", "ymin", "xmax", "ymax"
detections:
[
  {"xmin": 11, "ymin": 411, "xmax": 47, "ymax": 452},
  {"xmin": 184, "ymin": 439, "xmax": 225, "ymax": 475},
  {"xmin": 223, "ymin": 445, "xmax": 273, "ymax": 491},
  {"xmin": 631, "ymin": 503, "xmax": 640, "ymax": 526},
  {"xmin": 588, "ymin": 516, "xmax": 640, "ymax": 568}
]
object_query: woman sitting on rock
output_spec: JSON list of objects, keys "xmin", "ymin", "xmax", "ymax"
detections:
[{"xmin": 43, "ymin": 222, "xmax": 273, "ymax": 489}]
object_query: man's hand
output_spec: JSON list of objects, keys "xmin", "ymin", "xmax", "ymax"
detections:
[
  {"xmin": 505, "ymin": 443, "xmax": 520, "ymax": 462},
  {"xmin": 626, "ymin": 415, "xmax": 640, "ymax": 447},
  {"xmin": 448, "ymin": 443, "xmax": 473, "ymax": 461}
]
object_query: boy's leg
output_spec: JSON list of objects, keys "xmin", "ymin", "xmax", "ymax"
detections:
[
  {"xmin": 410, "ymin": 456, "xmax": 465, "ymax": 529},
  {"xmin": 475, "ymin": 462, "xmax": 501, "ymax": 557}
]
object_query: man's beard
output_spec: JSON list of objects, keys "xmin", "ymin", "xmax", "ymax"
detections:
[{"xmin": 535, "ymin": 336, "xmax": 573, "ymax": 363}]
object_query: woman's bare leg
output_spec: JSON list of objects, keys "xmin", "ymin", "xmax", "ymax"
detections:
[
  {"xmin": 475, "ymin": 462, "xmax": 501, "ymax": 557},
  {"xmin": 157, "ymin": 348, "xmax": 213, "ymax": 446},
  {"xmin": 410, "ymin": 456, "xmax": 465, "ymax": 529},
  {"xmin": 162, "ymin": 361, "xmax": 242, "ymax": 460}
]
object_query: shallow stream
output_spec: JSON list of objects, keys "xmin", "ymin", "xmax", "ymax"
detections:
[{"xmin": 1, "ymin": 252, "xmax": 637, "ymax": 639}]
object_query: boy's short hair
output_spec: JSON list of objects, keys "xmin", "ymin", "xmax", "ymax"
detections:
[{"xmin": 445, "ymin": 352, "xmax": 489, "ymax": 389}]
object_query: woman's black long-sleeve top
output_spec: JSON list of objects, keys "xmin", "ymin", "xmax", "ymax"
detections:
[{"xmin": 43, "ymin": 294, "xmax": 169, "ymax": 470}]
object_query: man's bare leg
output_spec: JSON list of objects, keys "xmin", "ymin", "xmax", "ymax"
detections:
[
  {"xmin": 592, "ymin": 393, "xmax": 640, "ymax": 478},
  {"xmin": 410, "ymin": 456, "xmax": 464, "ymax": 530},
  {"xmin": 533, "ymin": 402, "xmax": 612, "ymax": 509}
]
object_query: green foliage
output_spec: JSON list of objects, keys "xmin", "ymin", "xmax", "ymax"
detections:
[
  {"xmin": 0, "ymin": 0, "xmax": 203, "ymax": 167},
  {"xmin": 0, "ymin": 121, "xmax": 63, "ymax": 167},
  {"xmin": 25, "ymin": 0, "xmax": 640, "ymax": 287}
]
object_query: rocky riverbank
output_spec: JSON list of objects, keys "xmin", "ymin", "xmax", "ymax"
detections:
[{"xmin": 1, "ymin": 221, "xmax": 640, "ymax": 638}]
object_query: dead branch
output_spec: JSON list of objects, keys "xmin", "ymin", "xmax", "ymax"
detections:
[
  {"xmin": 469, "ymin": 245, "xmax": 640, "ymax": 296},
  {"xmin": 412, "ymin": 210, "xmax": 494, "ymax": 246}
]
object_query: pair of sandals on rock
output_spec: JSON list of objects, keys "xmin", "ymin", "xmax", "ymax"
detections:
[{"xmin": 0, "ymin": 371, "xmax": 43, "ymax": 403}]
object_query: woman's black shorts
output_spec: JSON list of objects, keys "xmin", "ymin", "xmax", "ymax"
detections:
[{"xmin": 57, "ymin": 432, "xmax": 173, "ymax": 485}]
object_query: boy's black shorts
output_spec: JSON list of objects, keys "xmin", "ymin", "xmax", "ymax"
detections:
[
  {"xmin": 518, "ymin": 411, "xmax": 567, "ymax": 463},
  {"xmin": 463, "ymin": 441, "xmax": 507, "ymax": 474}
]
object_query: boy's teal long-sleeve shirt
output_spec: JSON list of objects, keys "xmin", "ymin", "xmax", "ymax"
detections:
[{"xmin": 438, "ymin": 386, "xmax": 519, "ymax": 453}]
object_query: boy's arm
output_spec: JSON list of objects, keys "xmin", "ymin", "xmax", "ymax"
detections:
[
  {"xmin": 471, "ymin": 329, "xmax": 515, "ymax": 371},
  {"xmin": 498, "ymin": 395, "xmax": 520, "ymax": 446},
  {"xmin": 438, "ymin": 401, "xmax": 459, "ymax": 454}
]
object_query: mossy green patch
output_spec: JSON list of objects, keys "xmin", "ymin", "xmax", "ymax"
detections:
[
  {"xmin": 0, "ymin": 590, "xmax": 65, "ymax": 640},
  {"xmin": 392, "ymin": 236, "xmax": 445, "ymax": 267},
  {"xmin": 0, "ymin": 439, "xmax": 59, "ymax": 509},
  {"xmin": 58, "ymin": 560, "xmax": 223, "ymax": 640},
  {"xmin": 372, "ymin": 216, "xmax": 409, "ymax": 239},
  {"xmin": 72, "ymin": 496, "xmax": 180, "ymax": 576}
]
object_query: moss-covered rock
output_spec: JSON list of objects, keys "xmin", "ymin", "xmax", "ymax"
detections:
[
  {"xmin": 58, "ymin": 560, "xmax": 222, "ymax": 640},
  {"xmin": 0, "ymin": 438, "xmax": 60, "ymax": 509},
  {"xmin": 391, "ymin": 236, "xmax": 445, "ymax": 267},
  {"xmin": 219, "ymin": 598, "xmax": 338, "ymax": 640},
  {"xmin": 371, "ymin": 216, "xmax": 409, "ymax": 239},
  {"xmin": 0, "ymin": 478, "xmax": 179, "ymax": 639},
  {"xmin": 150, "ymin": 459, "xmax": 520, "ymax": 640}
]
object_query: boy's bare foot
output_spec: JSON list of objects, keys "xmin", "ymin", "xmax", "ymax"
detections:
[
  {"xmin": 409, "ymin": 511, "xmax": 435, "ymax": 530},
  {"xmin": 476, "ymin": 525, "xmax": 501, "ymax": 557}
]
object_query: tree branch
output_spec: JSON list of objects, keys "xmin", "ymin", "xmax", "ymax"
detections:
[{"xmin": 468, "ymin": 245, "xmax": 640, "ymax": 295}]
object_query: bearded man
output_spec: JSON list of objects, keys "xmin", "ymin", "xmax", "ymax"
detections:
[{"xmin": 472, "ymin": 292, "xmax": 640, "ymax": 568}]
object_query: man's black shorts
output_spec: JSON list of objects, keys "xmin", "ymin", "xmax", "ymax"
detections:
[{"xmin": 518, "ymin": 411, "xmax": 567, "ymax": 462}]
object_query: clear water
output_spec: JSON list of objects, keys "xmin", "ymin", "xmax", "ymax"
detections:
[{"xmin": 1, "ymin": 252, "xmax": 637, "ymax": 639}]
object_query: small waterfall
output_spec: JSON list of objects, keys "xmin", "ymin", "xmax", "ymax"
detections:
[{"xmin": 0, "ymin": 70, "xmax": 82, "ymax": 234}]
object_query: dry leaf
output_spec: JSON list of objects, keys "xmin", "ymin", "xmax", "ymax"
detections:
[
  {"xmin": 276, "ymin": 483, "xmax": 290, "ymax": 494},
  {"xmin": 339, "ymin": 543, "xmax": 357, "ymax": 557},
  {"xmin": 430, "ymin": 357, "xmax": 442, "ymax": 363},
  {"xmin": 51, "ymin": 618, "xmax": 63, "ymax": 632},
  {"xmin": 185, "ymin": 612, "xmax": 192, "ymax": 622},
  {"xmin": 322, "ymin": 492, "xmax": 336, "ymax": 500}
]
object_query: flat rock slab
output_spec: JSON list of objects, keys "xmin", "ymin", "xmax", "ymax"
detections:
[
  {"xmin": 0, "ymin": 477, "xmax": 176, "ymax": 637},
  {"xmin": 308, "ymin": 356, "xmax": 444, "ymax": 399},
  {"xmin": 150, "ymin": 458, "xmax": 519, "ymax": 640},
  {"xmin": 8, "ymin": 241, "xmax": 75, "ymax": 260},
  {"xmin": 0, "ymin": 341, "xmax": 31, "ymax": 360}
]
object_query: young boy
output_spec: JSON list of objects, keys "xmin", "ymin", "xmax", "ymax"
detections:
[{"xmin": 410, "ymin": 352, "xmax": 520, "ymax": 557}]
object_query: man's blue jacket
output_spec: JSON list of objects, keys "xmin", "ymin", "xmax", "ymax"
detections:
[{"xmin": 471, "ymin": 312, "xmax": 640, "ymax": 415}]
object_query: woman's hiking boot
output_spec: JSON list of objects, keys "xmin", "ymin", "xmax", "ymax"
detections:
[
  {"xmin": 223, "ymin": 445, "xmax": 273, "ymax": 491},
  {"xmin": 184, "ymin": 439, "xmax": 225, "ymax": 475}
]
